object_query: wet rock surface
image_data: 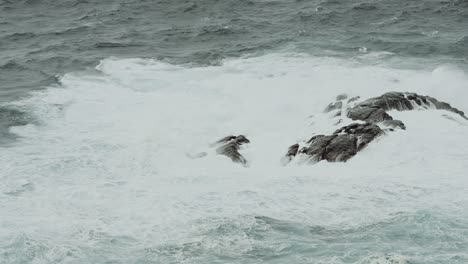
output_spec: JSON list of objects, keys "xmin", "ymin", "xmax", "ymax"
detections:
[
  {"xmin": 348, "ymin": 92, "xmax": 468, "ymax": 125},
  {"xmin": 211, "ymin": 92, "xmax": 466, "ymax": 166},
  {"xmin": 285, "ymin": 92, "xmax": 467, "ymax": 165},
  {"xmin": 286, "ymin": 123, "xmax": 383, "ymax": 163},
  {"xmin": 214, "ymin": 135, "xmax": 250, "ymax": 166}
]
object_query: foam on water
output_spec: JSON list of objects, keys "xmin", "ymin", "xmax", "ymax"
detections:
[{"xmin": 1, "ymin": 53, "xmax": 468, "ymax": 263}]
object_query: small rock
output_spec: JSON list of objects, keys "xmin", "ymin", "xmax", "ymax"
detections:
[{"xmin": 214, "ymin": 135, "xmax": 250, "ymax": 166}]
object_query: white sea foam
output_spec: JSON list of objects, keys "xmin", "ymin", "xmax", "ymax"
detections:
[{"xmin": 1, "ymin": 53, "xmax": 468, "ymax": 263}]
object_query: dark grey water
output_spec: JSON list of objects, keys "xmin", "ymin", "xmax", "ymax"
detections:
[
  {"xmin": 1, "ymin": 1, "xmax": 468, "ymax": 264},
  {"xmin": 1, "ymin": 0, "xmax": 467, "ymax": 103}
]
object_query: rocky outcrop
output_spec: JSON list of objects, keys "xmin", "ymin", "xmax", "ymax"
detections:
[
  {"xmin": 285, "ymin": 123, "xmax": 383, "ymax": 163},
  {"xmin": 285, "ymin": 92, "xmax": 467, "ymax": 165},
  {"xmin": 208, "ymin": 92, "xmax": 466, "ymax": 166},
  {"xmin": 348, "ymin": 92, "xmax": 468, "ymax": 125},
  {"xmin": 214, "ymin": 135, "xmax": 250, "ymax": 166}
]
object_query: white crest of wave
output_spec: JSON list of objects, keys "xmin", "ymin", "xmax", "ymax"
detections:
[{"xmin": 1, "ymin": 53, "xmax": 468, "ymax": 262}]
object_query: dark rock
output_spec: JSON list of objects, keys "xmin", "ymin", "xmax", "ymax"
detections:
[
  {"xmin": 285, "ymin": 92, "xmax": 466, "ymax": 165},
  {"xmin": 356, "ymin": 92, "xmax": 413, "ymax": 112},
  {"xmin": 282, "ymin": 143, "xmax": 300, "ymax": 164},
  {"xmin": 347, "ymin": 106, "xmax": 375, "ymax": 121},
  {"xmin": 347, "ymin": 106, "xmax": 393, "ymax": 122},
  {"xmin": 347, "ymin": 92, "xmax": 468, "ymax": 125},
  {"xmin": 352, "ymin": 92, "xmax": 467, "ymax": 119},
  {"xmin": 286, "ymin": 143, "xmax": 299, "ymax": 158},
  {"xmin": 300, "ymin": 135, "xmax": 337, "ymax": 162},
  {"xmin": 216, "ymin": 135, "xmax": 237, "ymax": 144},
  {"xmin": 215, "ymin": 135, "xmax": 250, "ymax": 166},
  {"xmin": 324, "ymin": 134, "xmax": 357, "ymax": 162},
  {"xmin": 288, "ymin": 123, "xmax": 383, "ymax": 164},
  {"xmin": 366, "ymin": 108, "xmax": 393, "ymax": 122},
  {"xmin": 333, "ymin": 122, "xmax": 383, "ymax": 151},
  {"xmin": 426, "ymin": 96, "xmax": 467, "ymax": 119}
]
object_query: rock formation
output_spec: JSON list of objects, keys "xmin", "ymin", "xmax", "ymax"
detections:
[
  {"xmin": 285, "ymin": 92, "xmax": 467, "ymax": 165},
  {"xmin": 214, "ymin": 135, "xmax": 250, "ymax": 166},
  {"xmin": 206, "ymin": 92, "xmax": 466, "ymax": 166},
  {"xmin": 285, "ymin": 123, "xmax": 383, "ymax": 163},
  {"xmin": 348, "ymin": 92, "xmax": 468, "ymax": 126}
]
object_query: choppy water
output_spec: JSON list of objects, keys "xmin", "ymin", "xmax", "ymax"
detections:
[{"xmin": 1, "ymin": 1, "xmax": 468, "ymax": 264}]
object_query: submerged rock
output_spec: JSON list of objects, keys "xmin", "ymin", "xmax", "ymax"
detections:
[{"xmin": 214, "ymin": 135, "xmax": 250, "ymax": 166}]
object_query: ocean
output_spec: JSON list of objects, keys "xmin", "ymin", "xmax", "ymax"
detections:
[{"xmin": 1, "ymin": 0, "xmax": 468, "ymax": 263}]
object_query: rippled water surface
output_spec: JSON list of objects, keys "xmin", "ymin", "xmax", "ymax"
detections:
[{"xmin": 1, "ymin": 1, "xmax": 468, "ymax": 263}]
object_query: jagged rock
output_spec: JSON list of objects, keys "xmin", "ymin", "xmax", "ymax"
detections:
[
  {"xmin": 287, "ymin": 123, "xmax": 383, "ymax": 163},
  {"xmin": 357, "ymin": 92, "xmax": 415, "ymax": 111},
  {"xmin": 286, "ymin": 91, "xmax": 467, "ymax": 165},
  {"xmin": 333, "ymin": 122, "xmax": 383, "ymax": 151},
  {"xmin": 348, "ymin": 92, "xmax": 468, "ymax": 123},
  {"xmin": 281, "ymin": 143, "xmax": 300, "ymax": 165},
  {"xmin": 214, "ymin": 135, "xmax": 250, "ymax": 166},
  {"xmin": 426, "ymin": 97, "xmax": 467, "ymax": 119},
  {"xmin": 286, "ymin": 143, "xmax": 299, "ymax": 158},
  {"xmin": 345, "ymin": 92, "xmax": 467, "ymax": 133},
  {"xmin": 208, "ymin": 92, "xmax": 466, "ymax": 167},
  {"xmin": 348, "ymin": 106, "xmax": 393, "ymax": 123},
  {"xmin": 323, "ymin": 134, "xmax": 357, "ymax": 161},
  {"xmin": 299, "ymin": 135, "xmax": 337, "ymax": 162}
]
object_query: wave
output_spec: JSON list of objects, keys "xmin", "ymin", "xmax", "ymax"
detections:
[
  {"xmin": 0, "ymin": 106, "xmax": 32, "ymax": 144},
  {"xmin": 94, "ymin": 42, "xmax": 134, "ymax": 49},
  {"xmin": 2, "ymin": 211, "xmax": 467, "ymax": 263},
  {"xmin": 1, "ymin": 53, "xmax": 468, "ymax": 263},
  {"xmin": 3, "ymin": 32, "xmax": 36, "ymax": 41},
  {"xmin": 352, "ymin": 3, "xmax": 378, "ymax": 11}
]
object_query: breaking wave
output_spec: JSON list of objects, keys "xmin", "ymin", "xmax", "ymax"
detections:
[{"xmin": 1, "ymin": 53, "xmax": 468, "ymax": 263}]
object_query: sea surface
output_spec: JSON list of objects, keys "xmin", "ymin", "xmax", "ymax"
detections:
[{"xmin": 1, "ymin": 0, "xmax": 468, "ymax": 263}]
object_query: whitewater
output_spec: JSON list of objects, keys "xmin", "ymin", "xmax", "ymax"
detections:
[{"xmin": 1, "ymin": 53, "xmax": 468, "ymax": 263}]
